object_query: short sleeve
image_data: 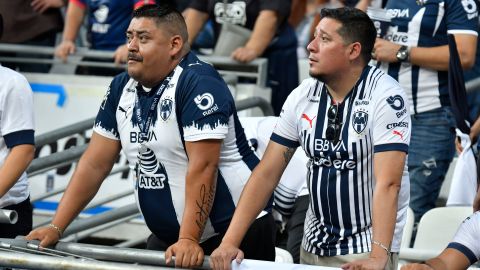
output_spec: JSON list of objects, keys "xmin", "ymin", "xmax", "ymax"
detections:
[
  {"xmin": 93, "ymin": 75, "xmax": 129, "ymax": 140},
  {"xmin": 447, "ymin": 212, "xmax": 480, "ymax": 265},
  {"xmin": 70, "ymin": 0, "xmax": 86, "ymax": 9},
  {"xmin": 271, "ymin": 86, "xmax": 302, "ymax": 148},
  {"xmin": 446, "ymin": 0, "xmax": 479, "ymax": 35},
  {"xmin": 372, "ymin": 75, "xmax": 411, "ymax": 153},
  {"xmin": 178, "ymin": 72, "xmax": 233, "ymax": 141},
  {"xmin": 1, "ymin": 73, "xmax": 35, "ymax": 144}
]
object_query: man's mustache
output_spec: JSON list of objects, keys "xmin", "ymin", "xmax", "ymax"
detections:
[{"xmin": 128, "ymin": 53, "xmax": 143, "ymax": 62}]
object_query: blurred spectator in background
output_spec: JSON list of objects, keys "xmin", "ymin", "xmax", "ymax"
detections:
[
  {"xmin": 0, "ymin": 0, "xmax": 64, "ymax": 73},
  {"xmin": 241, "ymin": 116, "xmax": 309, "ymax": 264},
  {"xmin": 184, "ymin": 0, "xmax": 299, "ymax": 116},
  {"xmin": 369, "ymin": 0, "xmax": 478, "ymax": 225},
  {"xmin": 0, "ymin": 14, "xmax": 36, "ymax": 238},
  {"xmin": 401, "ymin": 211, "xmax": 480, "ymax": 270},
  {"xmin": 56, "ymin": 0, "xmax": 155, "ymax": 76}
]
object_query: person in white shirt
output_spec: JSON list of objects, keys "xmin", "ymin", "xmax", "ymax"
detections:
[{"xmin": 402, "ymin": 211, "xmax": 480, "ymax": 270}]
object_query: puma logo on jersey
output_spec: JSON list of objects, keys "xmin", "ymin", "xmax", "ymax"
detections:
[
  {"xmin": 118, "ymin": 106, "xmax": 131, "ymax": 119},
  {"xmin": 393, "ymin": 130, "xmax": 404, "ymax": 140},
  {"xmin": 301, "ymin": 113, "xmax": 317, "ymax": 128}
]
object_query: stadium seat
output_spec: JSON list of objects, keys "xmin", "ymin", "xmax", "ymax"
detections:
[
  {"xmin": 413, "ymin": 206, "xmax": 472, "ymax": 254},
  {"xmin": 274, "ymin": 247, "xmax": 294, "ymax": 264},
  {"xmin": 400, "ymin": 207, "xmax": 415, "ymax": 248}
]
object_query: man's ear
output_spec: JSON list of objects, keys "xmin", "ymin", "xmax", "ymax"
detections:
[
  {"xmin": 348, "ymin": 42, "xmax": 362, "ymax": 61},
  {"xmin": 170, "ymin": 35, "xmax": 184, "ymax": 56}
]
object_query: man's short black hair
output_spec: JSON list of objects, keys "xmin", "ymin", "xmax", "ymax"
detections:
[
  {"xmin": 320, "ymin": 7, "xmax": 377, "ymax": 63},
  {"xmin": 132, "ymin": 3, "xmax": 188, "ymax": 42}
]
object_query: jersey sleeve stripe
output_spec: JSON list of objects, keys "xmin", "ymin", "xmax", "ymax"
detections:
[
  {"xmin": 3, "ymin": 130, "xmax": 35, "ymax": 148},
  {"xmin": 373, "ymin": 143, "xmax": 408, "ymax": 153},
  {"xmin": 271, "ymin": 133, "xmax": 300, "ymax": 148},
  {"xmin": 447, "ymin": 30, "xmax": 479, "ymax": 36},
  {"xmin": 447, "ymin": 242, "xmax": 478, "ymax": 265}
]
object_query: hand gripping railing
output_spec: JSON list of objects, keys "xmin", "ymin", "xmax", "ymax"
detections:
[{"xmin": 0, "ymin": 238, "xmax": 211, "ymax": 269}]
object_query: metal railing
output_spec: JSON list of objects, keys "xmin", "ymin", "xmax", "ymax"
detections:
[
  {"xmin": 0, "ymin": 238, "xmax": 211, "ymax": 269},
  {"xmin": 0, "ymin": 43, "xmax": 268, "ymax": 87}
]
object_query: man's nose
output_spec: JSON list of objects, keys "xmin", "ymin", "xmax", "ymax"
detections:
[{"xmin": 128, "ymin": 37, "xmax": 138, "ymax": 51}]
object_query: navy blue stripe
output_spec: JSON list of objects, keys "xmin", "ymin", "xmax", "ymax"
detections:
[
  {"xmin": 4, "ymin": 130, "xmax": 34, "ymax": 148},
  {"xmin": 138, "ymin": 171, "xmax": 179, "ymax": 244},
  {"xmin": 411, "ymin": 65, "xmax": 420, "ymax": 114},
  {"xmin": 374, "ymin": 143, "xmax": 409, "ymax": 153},
  {"xmin": 233, "ymin": 114, "xmax": 260, "ymax": 171},
  {"xmin": 339, "ymin": 147, "xmax": 352, "ymax": 253},
  {"xmin": 270, "ymin": 133, "xmax": 300, "ymax": 148},
  {"xmin": 352, "ymin": 142, "xmax": 360, "ymax": 253},
  {"xmin": 209, "ymin": 172, "xmax": 236, "ymax": 233},
  {"xmin": 447, "ymin": 242, "xmax": 478, "ymax": 265},
  {"xmin": 359, "ymin": 138, "xmax": 368, "ymax": 253},
  {"xmin": 439, "ymin": 71, "xmax": 450, "ymax": 107}
]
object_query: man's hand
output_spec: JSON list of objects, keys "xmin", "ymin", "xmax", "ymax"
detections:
[
  {"xmin": 165, "ymin": 238, "xmax": 204, "ymax": 268},
  {"xmin": 401, "ymin": 263, "xmax": 434, "ymax": 270},
  {"xmin": 231, "ymin": 46, "xmax": 259, "ymax": 63},
  {"xmin": 31, "ymin": 0, "xmax": 65, "ymax": 13},
  {"xmin": 341, "ymin": 256, "xmax": 388, "ymax": 270},
  {"xmin": 372, "ymin": 38, "xmax": 402, "ymax": 63},
  {"xmin": 25, "ymin": 226, "xmax": 61, "ymax": 248},
  {"xmin": 55, "ymin": 40, "xmax": 76, "ymax": 62},
  {"xmin": 113, "ymin": 44, "xmax": 128, "ymax": 65},
  {"xmin": 209, "ymin": 242, "xmax": 244, "ymax": 270}
]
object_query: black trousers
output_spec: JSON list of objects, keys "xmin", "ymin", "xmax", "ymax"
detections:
[
  {"xmin": 147, "ymin": 213, "xmax": 276, "ymax": 261},
  {"xmin": 0, "ymin": 197, "xmax": 33, "ymax": 238},
  {"xmin": 286, "ymin": 195, "xmax": 309, "ymax": 263}
]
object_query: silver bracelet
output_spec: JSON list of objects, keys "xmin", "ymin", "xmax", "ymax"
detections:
[
  {"xmin": 372, "ymin": 240, "xmax": 390, "ymax": 256},
  {"xmin": 48, "ymin": 223, "xmax": 64, "ymax": 238}
]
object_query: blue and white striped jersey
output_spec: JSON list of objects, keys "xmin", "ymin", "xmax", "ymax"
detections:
[
  {"xmin": 448, "ymin": 211, "xmax": 480, "ymax": 265},
  {"xmin": 93, "ymin": 52, "xmax": 260, "ymax": 244},
  {"xmin": 379, "ymin": 0, "xmax": 478, "ymax": 114},
  {"xmin": 272, "ymin": 66, "xmax": 411, "ymax": 255}
]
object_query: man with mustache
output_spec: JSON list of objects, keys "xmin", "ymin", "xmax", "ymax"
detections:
[{"xmin": 26, "ymin": 3, "xmax": 275, "ymax": 268}]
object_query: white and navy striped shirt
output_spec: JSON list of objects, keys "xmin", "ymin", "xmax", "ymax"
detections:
[
  {"xmin": 94, "ymin": 52, "xmax": 262, "ymax": 244},
  {"xmin": 379, "ymin": 0, "xmax": 478, "ymax": 114},
  {"xmin": 448, "ymin": 211, "xmax": 480, "ymax": 265},
  {"xmin": 272, "ymin": 66, "xmax": 411, "ymax": 255}
]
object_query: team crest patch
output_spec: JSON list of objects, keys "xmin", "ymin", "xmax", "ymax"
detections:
[
  {"xmin": 352, "ymin": 109, "xmax": 369, "ymax": 134},
  {"xmin": 160, "ymin": 99, "xmax": 173, "ymax": 121}
]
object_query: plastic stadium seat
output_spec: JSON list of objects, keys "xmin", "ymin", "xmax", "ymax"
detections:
[
  {"xmin": 413, "ymin": 206, "xmax": 472, "ymax": 253},
  {"xmin": 401, "ymin": 207, "xmax": 415, "ymax": 248},
  {"xmin": 274, "ymin": 247, "xmax": 294, "ymax": 264}
]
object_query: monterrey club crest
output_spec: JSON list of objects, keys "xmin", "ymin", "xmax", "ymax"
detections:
[
  {"xmin": 160, "ymin": 99, "xmax": 173, "ymax": 121},
  {"xmin": 352, "ymin": 109, "xmax": 369, "ymax": 134}
]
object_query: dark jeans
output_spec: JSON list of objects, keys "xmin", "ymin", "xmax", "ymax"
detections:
[
  {"xmin": 286, "ymin": 195, "xmax": 309, "ymax": 263},
  {"xmin": 409, "ymin": 107, "xmax": 456, "ymax": 223},
  {"xmin": 0, "ymin": 197, "xmax": 33, "ymax": 238},
  {"xmin": 147, "ymin": 213, "xmax": 276, "ymax": 261}
]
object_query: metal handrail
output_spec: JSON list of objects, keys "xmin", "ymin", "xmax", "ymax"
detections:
[
  {"xmin": 0, "ymin": 210, "xmax": 17, "ymax": 224},
  {"xmin": 0, "ymin": 43, "xmax": 268, "ymax": 87},
  {"xmin": 0, "ymin": 239, "xmax": 211, "ymax": 269}
]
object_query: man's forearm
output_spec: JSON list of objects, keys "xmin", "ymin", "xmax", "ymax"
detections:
[
  {"xmin": 0, "ymin": 145, "xmax": 34, "ymax": 197},
  {"xmin": 180, "ymin": 168, "xmax": 217, "ymax": 241},
  {"xmin": 244, "ymin": 10, "xmax": 278, "ymax": 57},
  {"xmin": 62, "ymin": 3, "xmax": 85, "ymax": 42},
  {"xmin": 371, "ymin": 182, "xmax": 399, "ymax": 257}
]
